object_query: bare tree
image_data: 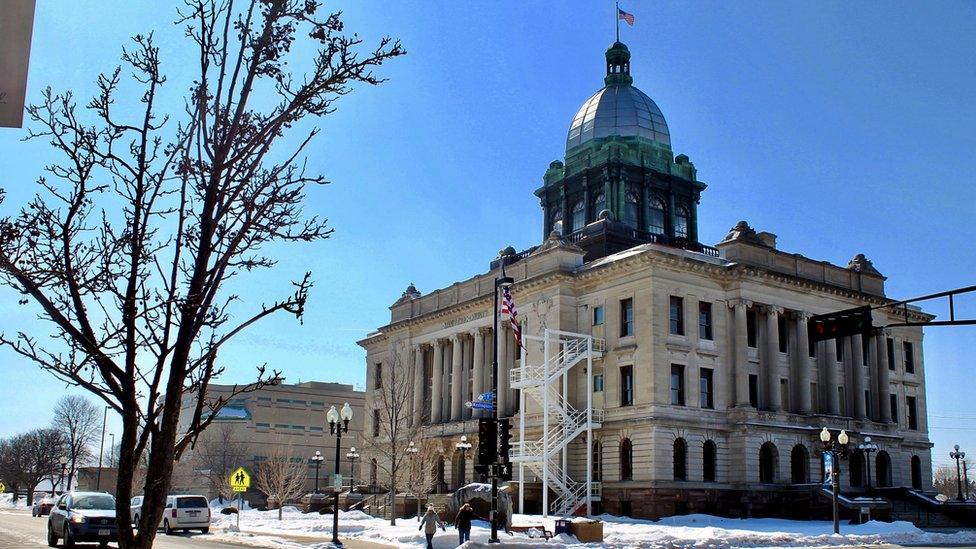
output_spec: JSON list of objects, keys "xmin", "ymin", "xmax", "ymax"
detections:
[
  {"xmin": 404, "ymin": 438, "xmax": 438, "ymax": 521},
  {"xmin": 254, "ymin": 440, "xmax": 308, "ymax": 520},
  {"xmin": 0, "ymin": 1, "xmax": 402, "ymax": 548},
  {"xmin": 192, "ymin": 422, "xmax": 248, "ymax": 503},
  {"xmin": 362, "ymin": 339, "xmax": 417, "ymax": 525},
  {"xmin": 0, "ymin": 429, "xmax": 68, "ymax": 505},
  {"xmin": 52, "ymin": 395, "xmax": 101, "ymax": 491}
]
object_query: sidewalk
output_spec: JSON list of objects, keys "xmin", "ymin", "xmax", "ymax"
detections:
[{"xmin": 230, "ymin": 530, "xmax": 396, "ymax": 548}]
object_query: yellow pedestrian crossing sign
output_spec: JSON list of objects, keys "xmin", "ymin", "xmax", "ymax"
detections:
[
  {"xmin": 229, "ymin": 467, "xmax": 250, "ymax": 492},
  {"xmin": 0, "ymin": 481, "xmax": 5, "ymax": 492}
]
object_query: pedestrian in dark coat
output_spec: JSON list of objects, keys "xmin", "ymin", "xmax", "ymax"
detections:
[{"xmin": 453, "ymin": 503, "xmax": 482, "ymax": 545}]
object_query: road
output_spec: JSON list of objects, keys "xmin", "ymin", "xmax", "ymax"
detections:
[{"xmin": 0, "ymin": 509, "xmax": 390, "ymax": 549}]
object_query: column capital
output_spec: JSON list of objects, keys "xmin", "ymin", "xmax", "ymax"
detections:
[
  {"xmin": 797, "ymin": 311, "xmax": 814, "ymax": 322},
  {"xmin": 434, "ymin": 338, "xmax": 448, "ymax": 348},
  {"xmin": 879, "ymin": 328, "xmax": 892, "ymax": 337},
  {"xmin": 764, "ymin": 305, "xmax": 785, "ymax": 316},
  {"xmin": 728, "ymin": 298, "xmax": 753, "ymax": 309}
]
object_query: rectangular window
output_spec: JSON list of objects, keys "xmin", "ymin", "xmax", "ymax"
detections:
[
  {"xmin": 907, "ymin": 396, "xmax": 918, "ymax": 430},
  {"xmin": 310, "ymin": 401, "xmax": 324, "ymax": 407},
  {"xmin": 309, "ymin": 426, "xmax": 323, "ymax": 432},
  {"xmin": 372, "ymin": 409, "xmax": 381, "ymax": 437},
  {"xmin": 808, "ymin": 332, "xmax": 816, "ymax": 358},
  {"xmin": 838, "ymin": 387, "xmax": 846, "ymax": 416},
  {"xmin": 810, "ymin": 383, "xmax": 819, "ymax": 413},
  {"xmin": 620, "ymin": 298, "xmax": 634, "ymax": 337},
  {"xmin": 671, "ymin": 364, "xmax": 685, "ymax": 406},
  {"xmin": 274, "ymin": 423, "xmax": 288, "ymax": 429},
  {"xmin": 749, "ymin": 374, "xmax": 759, "ymax": 408},
  {"xmin": 746, "ymin": 309, "xmax": 757, "ymax": 348},
  {"xmin": 835, "ymin": 338, "xmax": 845, "ymax": 361},
  {"xmin": 594, "ymin": 374, "xmax": 604, "ymax": 393},
  {"xmin": 593, "ymin": 306, "xmax": 604, "ymax": 326},
  {"xmin": 887, "ymin": 338, "xmax": 895, "ymax": 371},
  {"xmin": 257, "ymin": 396, "xmax": 272, "ymax": 402},
  {"xmin": 374, "ymin": 363, "xmax": 383, "ymax": 389},
  {"xmin": 781, "ymin": 379, "xmax": 789, "ymax": 411},
  {"xmin": 698, "ymin": 302, "xmax": 713, "ymax": 340},
  {"xmin": 670, "ymin": 296, "xmax": 684, "ymax": 336},
  {"xmin": 620, "ymin": 366, "xmax": 634, "ymax": 407},
  {"xmin": 778, "ymin": 315, "xmax": 788, "ymax": 353},
  {"xmin": 291, "ymin": 425, "xmax": 305, "ymax": 431},
  {"xmin": 864, "ymin": 390, "xmax": 871, "ymax": 418},
  {"xmin": 862, "ymin": 337, "xmax": 870, "ymax": 366},
  {"xmin": 904, "ymin": 341, "xmax": 915, "ymax": 373},
  {"xmin": 699, "ymin": 368, "xmax": 713, "ymax": 409},
  {"xmin": 890, "ymin": 394, "xmax": 899, "ymax": 423},
  {"xmin": 255, "ymin": 422, "xmax": 271, "ymax": 429}
]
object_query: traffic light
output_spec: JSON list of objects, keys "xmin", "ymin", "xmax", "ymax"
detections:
[
  {"xmin": 476, "ymin": 418, "xmax": 497, "ymax": 473},
  {"xmin": 498, "ymin": 418, "xmax": 513, "ymax": 463},
  {"xmin": 498, "ymin": 462, "xmax": 513, "ymax": 482},
  {"xmin": 808, "ymin": 305, "xmax": 873, "ymax": 342}
]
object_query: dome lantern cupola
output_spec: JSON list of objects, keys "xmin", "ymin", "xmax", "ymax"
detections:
[{"xmin": 605, "ymin": 41, "xmax": 633, "ymax": 86}]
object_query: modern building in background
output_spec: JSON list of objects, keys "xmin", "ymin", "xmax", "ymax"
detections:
[
  {"xmin": 173, "ymin": 380, "xmax": 365, "ymax": 504},
  {"xmin": 359, "ymin": 41, "xmax": 933, "ymax": 519}
]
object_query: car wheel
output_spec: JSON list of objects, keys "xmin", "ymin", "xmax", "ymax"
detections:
[
  {"xmin": 63, "ymin": 527, "xmax": 74, "ymax": 549},
  {"xmin": 163, "ymin": 519, "xmax": 173, "ymax": 535},
  {"xmin": 46, "ymin": 523, "xmax": 58, "ymax": 547},
  {"xmin": 201, "ymin": 528, "xmax": 209, "ymax": 534},
  {"xmin": 32, "ymin": 509, "xmax": 36, "ymax": 517}
]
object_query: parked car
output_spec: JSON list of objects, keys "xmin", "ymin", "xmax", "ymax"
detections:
[
  {"xmin": 130, "ymin": 494, "xmax": 210, "ymax": 534},
  {"xmin": 47, "ymin": 492, "xmax": 118, "ymax": 548},
  {"xmin": 32, "ymin": 495, "xmax": 56, "ymax": 517}
]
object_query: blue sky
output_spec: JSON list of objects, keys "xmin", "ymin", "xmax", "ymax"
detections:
[{"xmin": 0, "ymin": 1, "xmax": 974, "ymax": 472}]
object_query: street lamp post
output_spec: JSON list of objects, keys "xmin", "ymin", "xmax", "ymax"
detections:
[
  {"xmin": 327, "ymin": 403, "xmax": 353, "ymax": 547},
  {"xmin": 455, "ymin": 435, "xmax": 472, "ymax": 490},
  {"xmin": 406, "ymin": 441, "xmax": 420, "ymax": 521},
  {"xmin": 108, "ymin": 433, "xmax": 116, "ymax": 468},
  {"xmin": 311, "ymin": 451, "xmax": 324, "ymax": 494},
  {"xmin": 964, "ymin": 460, "xmax": 971, "ymax": 501},
  {"xmin": 857, "ymin": 436, "xmax": 878, "ymax": 490},
  {"xmin": 820, "ymin": 427, "xmax": 851, "ymax": 535},
  {"xmin": 950, "ymin": 445, "xmax": 966, "ymax": 501},
  {"xmin": 54, "ymin": 458, "xmax": 67, "ymax": 496},
  {"xmin": 489, "ymin": 267, "xmax": 514, "ymax": 544},
  {"xmin": 345, "ymin": 447, "xmax": 360, "ymax": 493},
  {"xmin": 95, "ymin": 405, "xmax": 109, "ymax": 491}
]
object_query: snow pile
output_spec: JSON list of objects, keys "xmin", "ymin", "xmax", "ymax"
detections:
[
  {"xmin": 209, "ymin": 497, "xmax": 252, "ymax": 510},
  {"xmin": 0, "ymin": 494, "xmax": 27, "ymax": 509},
  {"xmin": 207, "ymin": 508, "xmax": 976, "ymax": 549}
]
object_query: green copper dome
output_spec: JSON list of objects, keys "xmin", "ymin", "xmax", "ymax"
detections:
[{"xmin": 565, "ymin": 42, "xmax": 671, "ymax": 153}]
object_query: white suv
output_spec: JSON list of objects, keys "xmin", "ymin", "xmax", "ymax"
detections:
[{"xmin": 130, "ymin": 495, "xmax": 211, "ymax": 534}]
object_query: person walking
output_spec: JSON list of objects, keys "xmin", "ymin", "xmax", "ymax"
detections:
[
  {"xmin": 419, "ymin": 505, "xmax": 445, "ymax": 549},
  {"xmin": 453, "ymin": 502, "xmax": 480, "ymax": 545}
]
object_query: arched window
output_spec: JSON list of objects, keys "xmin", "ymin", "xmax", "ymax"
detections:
[
  {"xmin": 849, "ymin": 449, "xmax": 864, "ymax": 487},
  {"xmin": 620, "ymin": 438, "xmax": 633, "ymax": 481},
  {"xmin": 876, "ymin": 451, "xmax": 892, "ymax": 488},
  {"xmin": 623, "ymin": 191, "xmax": 640, "ymax": 229},
  {"xmin": 703, "ymin": 440, "xmax": 717, "ymax": 482},
  {"xmin": 436, "ymin": 457, "xmax": 446, "ymax": 493},
  {"xmin": 551, "ymin": 208, "xmax": 564, "ymax": 235},
  {"xmin": 370, "ymin": 458, "xmax": 378, "ymax": 486},
  {"xmin": 571, "ymin": 200, "xmax": 585, "ymax": 232},
  {"xmin": 759, "ymin": 442, "xmax": 778, "ymax": 483},
  {"xmin": 592, "ymin": 441, "xmax": 603, "ymax": 482},
  {"xmin": 647, "ymin": 197, "xmax": 666, "ymax": 234},
  {"xmin": 791, "ymin": 444, "xmax": 809, "ymax": 484},
  {"xmin": 673, "ymin": 438, "xmax": 687, "ymax": 481},
  {"xmin": 593, "ymin": 193, "xmax": 606, "ymax": 218},
  {"xmin": 674, "ymin": 205, "xmax": 690, "ymax": 238},
  {"xmin": 911, "ymin": 455, "xmax": 922, "ymax": 490}
]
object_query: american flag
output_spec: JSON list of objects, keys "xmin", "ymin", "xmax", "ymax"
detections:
[
  {"xmin": 501, "ymin": 286, "xmax": 523, "ymax": 349},
  {"xmin": 618, "ymin": 8, "xmax": 635, "ymax": 26}
]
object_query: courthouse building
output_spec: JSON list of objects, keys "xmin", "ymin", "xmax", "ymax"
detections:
[{"xmin": 359, "ymin": 41, "xmax": 933, "ymax": 519}]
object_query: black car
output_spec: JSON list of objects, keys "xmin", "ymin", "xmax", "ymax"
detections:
[{"xmin": 47, "ymin": 492, "xmax": 118, "ymax": 548}]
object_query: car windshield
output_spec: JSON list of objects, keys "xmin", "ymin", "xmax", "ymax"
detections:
[
  {"xmin": 177, "ymin": 497, "xmax": 208, "ymax": 509},
  {"xmin": 72, "ymin": 495, "xmax": 115, "ymax": 510}
]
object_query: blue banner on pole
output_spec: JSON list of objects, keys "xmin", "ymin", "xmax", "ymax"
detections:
[{"xmin": 823, "ymin": 451, "xmax": 833, "ymax": 484}]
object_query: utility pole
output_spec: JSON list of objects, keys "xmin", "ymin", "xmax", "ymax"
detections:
[
  {"xmin": 489, "ymin": 261, "xmax": 513, "ymax": 544},
  {"xmin": 95, "ymin": 406, "xmax": 108, "ymax": 491}
]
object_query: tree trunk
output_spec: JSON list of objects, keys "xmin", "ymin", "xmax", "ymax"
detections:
[{"xmin": 278, "ymin": 503, "xmax": 282, "ymax": 521}]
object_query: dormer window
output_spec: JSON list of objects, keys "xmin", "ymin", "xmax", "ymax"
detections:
[{"xmin": 675, "ymin": 205, "xmax": 689, "ymax": 238}]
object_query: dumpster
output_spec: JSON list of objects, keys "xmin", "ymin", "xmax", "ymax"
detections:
[
  {"xmin": 570, "ymin": 519, "xmax": 604, "ymax": 543},
  {"xmin": 554, "ymin": 519, "xmax": 571, "ymax": 536}
]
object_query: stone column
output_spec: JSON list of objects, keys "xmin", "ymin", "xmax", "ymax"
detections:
[
  {"xmin": 795, "ymin": 313, "xmax": 812, "ymax": 414},
  {"xmin": 412, "ymin": 345, "xmax": 425, "ymax": 426},
  {"xmin": 451, "ymin": 334, "xmax": 464, "ymax": 421},
  {"xmin": 822, "ymin": 338, "xmax": 839, "ymax": 415},
  {"xmin": 764, "ymin": 305, "xmax": 784, "ymax": 412},
  {"xmin": 497, "ymin": 323, "xmax": 510, "ymax": 417},
  {"xmin": 730, "ymin": 299, "xmax": 752, "ymax": 407},
  {"xmin": 431, "ymin": 340, "xmax": 444, "ymax": 423},
  {"xmin": 851, "ymin": 333, "xmax": 866, "ymax": 419},
  {"xmin": 472, "ymin": 329, "xmax": 485, "ymax": 418},
  {"xmin": 462, "ymin": 334, "xmax": 474, "ymax": 420},
  {"xmin": 876, "ymin": 331, "xmax": 893, "ymax": 422}
]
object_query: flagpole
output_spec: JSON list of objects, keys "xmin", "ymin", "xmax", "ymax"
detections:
[{"xmin": 615, "ymin": 0, "xmax": 620, "ymax": 43}]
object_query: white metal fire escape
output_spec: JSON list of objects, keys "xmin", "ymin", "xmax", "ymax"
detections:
[{"xmin": 509, "ymin": 328, "xmax": 605, "ymax": 518}]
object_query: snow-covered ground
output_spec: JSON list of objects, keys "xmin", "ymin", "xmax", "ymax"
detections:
[
  {"xmin": 0, "ymin": 494, "xmax": 29, "ymax": 509},
  {"xmin": 207, "ymin": 506, "xmax": 976, "ymax": 548}
]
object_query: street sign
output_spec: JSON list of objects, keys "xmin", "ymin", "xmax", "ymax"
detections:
[
  {"xmin": 333, "ymin": 474, "xmax": 343, "ymax": 491},
  {"xmin": 229, "ymin": 466, "xmax": 250, "ymax": 492},
  {"xmin": 471, "ymin": 402, "xmax": 494, "ymax": 411},
  {"xmin": 478, "ymin": 392, "xmax": 495, "ymax": 402},
  {"xmin": 0, "ymin": 481, "xmax": 5, "ymax": 492}
]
